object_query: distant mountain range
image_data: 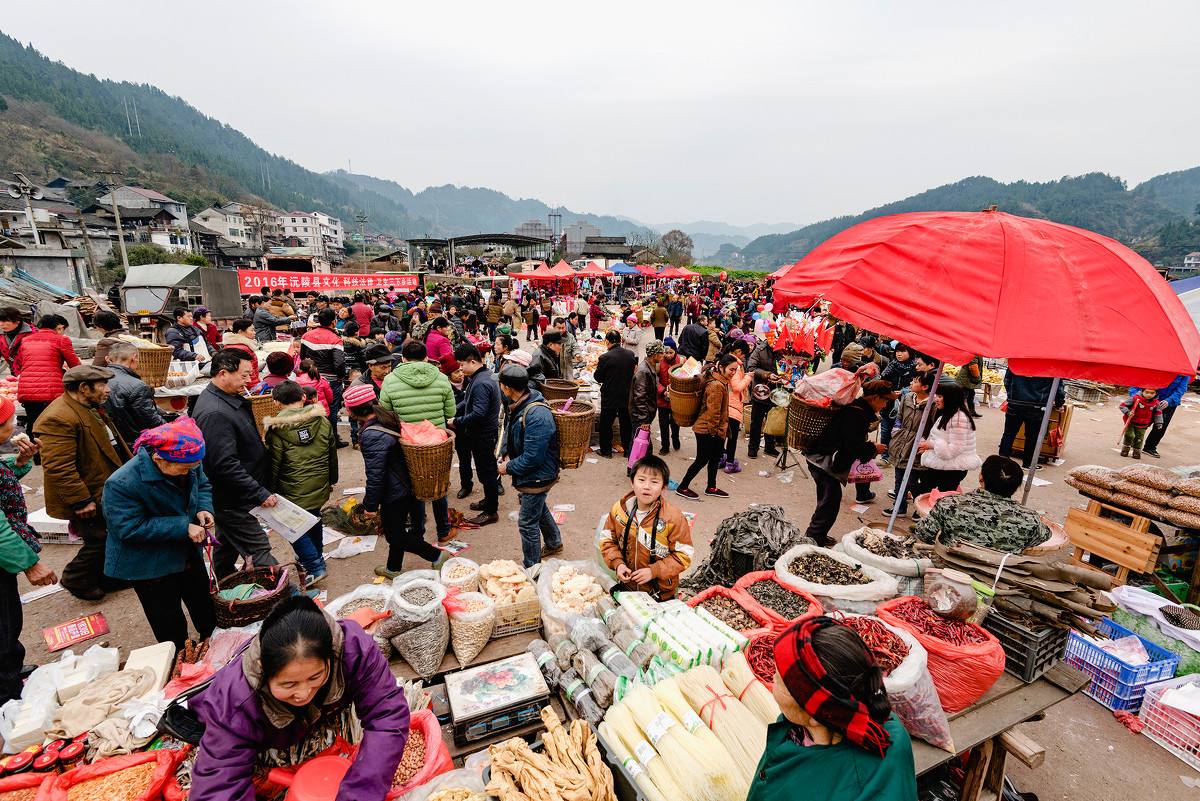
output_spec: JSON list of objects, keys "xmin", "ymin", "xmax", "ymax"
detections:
[{"xmin": 734, "ymin": 172, "xmax": 1200, "ymax": 270}]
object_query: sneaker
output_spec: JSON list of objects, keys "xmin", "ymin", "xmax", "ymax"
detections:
[
  {"xmin": 1133, "ymin": 450, "xmax": 1142, "ymax": 460},
  {"xmin": 704, "ymin": 487, "xmax": 730, "ymax": 498},
  {"xmin": 374, "ymin": 566, "xmax": 402, "ymax": 579},
  {"xmin": 1144, "ymin": 448, "xmax": 1161, "ymax": 458},
  {"xmin": 717, "ymin": 454, "xmax": 728, "ymax": 469},
  {"xmin": 304, "ymin": 570, "xmax": 327, "ymax": 589},
  {"xmin": 541, "ymin": 543, "xmax": 564, "ymax": 559},
  {"xmin": 857, "ymin": 492, "xmax": 877, "ymax": 503},
  {"xmin": 887, "ymin": 490, "xmax": 897, "ymax": 500},
  {"xmin": 675, "ymin": 487, "xmax": 700, "ymax": 500},
  {"xmin": 877, "ymin": 458, "xmax": 891, "ymax": 468},
  {"xmin": 1120, "ymin": 446, "xmax": 1130, "ymax": 457}
]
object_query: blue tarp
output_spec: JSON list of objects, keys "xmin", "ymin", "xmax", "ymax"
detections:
[{"xmin": 608, "ymin": 261, "xmax": 638, "ymax": 275}]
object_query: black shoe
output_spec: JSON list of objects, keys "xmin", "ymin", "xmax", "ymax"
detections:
[
  {"xmin": 541, "ymin": 543, "xmax": 564, "ymax": 559},
  {"xmin": 600, "ymin": 452, "xmax": 613, "ymax": 459},
  {"xmin": 64, "ymin": 586, "xmax": 104, "ymax": 601},
  {"xmin": 883, "ymin": 506, "xmax": 907, "ymax": 516},
  {"xmin": 704, "ymin": 487, "xmax": 730, "ymax": 498},
  {"xmin": 658, "ymin": 448, "xmax": 670, "ymax": 456},
  {"xmin": 469, "ymin": 500, "xmax": 488, "ymax": 512},
  {"xmin": 764, "ymin": 447, "xmax": 781, "ymax": 457},
  {"xmin": 970, "ymin": 412, "xmax": 984, "ymax": 419},
  {"xmin": 336, "ymin": 439, "xmax": 350, "ymax": 449},
  {"xmin": 672, "ymin": 438, "xmax": 681, "ymax": 450},
  {"xmin": 747, "ymin": 451, "xmax": 759, "ymax": 459},
  {"xmin": 456, "ymin": 486, "xmax": 474, "ymax": 500},
  {"xmin": 497, "ymin": 483, "xmax": 506, "ymax": 496},
  {"xmin": 1144, "ymin": 449, "xmax": 1161, "ymax": 458},
  {"xmin": 675, "ymin": 487, "xmax": 699, "ymax": 500},
  {"xmin": 857, "ymin": 492, "xmax": 877, "ymax": 503},
  {"xmin": 467, "ymin": 512, "xmax": 499, "ymax": 526},
  {"xmin": 887, "ymin": 490, "xmax": 897, "ymax": 499}
]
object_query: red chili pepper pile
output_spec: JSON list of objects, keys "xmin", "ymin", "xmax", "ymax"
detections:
[
  {"xmin": 888, "ymin": 598, "xmax": 988, "ymax": 645},
  {"xmin": 835, "ymin": 615, "xmax": 910, "ymax": 675},
  {"xmin": 746, "ymin": 633, "xmax": 777, "ymax": 685}
]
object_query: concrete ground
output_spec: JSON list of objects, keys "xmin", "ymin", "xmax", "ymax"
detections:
[{"xmin": 13, "ymin": 346, "xmax": 1200, "ymax": 795}]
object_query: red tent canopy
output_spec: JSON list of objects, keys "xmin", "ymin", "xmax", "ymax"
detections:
[
  {"xmin": 549, "ymin": 259, "xmax": 576, "ymax": 278},
  {"xmin": 521, "ymin": 261, "xmax": 555, "ymax": 282},
  {"xmin": 660, "ymin": 266, "xmax": 698, "ymax": 278},
  {"xmin": 635, "ymin": 264, "xmax": 659, "ymax": 277},
  {"xmin": 771, "ymin": 210, "xmax": 1200, "ymax": 387},
  {"xmin": 768, "ymin": 263, "xmax": 796, "ymax": 280},
  {"xmin": 577, "ymin": 261, "xmax": 612, "ymax": 278}
]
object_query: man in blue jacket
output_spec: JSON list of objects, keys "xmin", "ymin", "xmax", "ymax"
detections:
[
  {"xmin": 998, "ymin": 369, "xmax": 1065, "ymax": 469},
  {"xmin": 498, "ymin": 365, "xmax": 563, "ymax": 567},
  {"xmin": 450, "ymin": 343, "xmax": 501, "ymax": 526},
  {"xmin": 1131, "ymin": 374, "xmax": 1191, "ymax": 458}
]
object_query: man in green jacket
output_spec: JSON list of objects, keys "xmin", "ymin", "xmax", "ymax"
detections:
[
  {"xmin": 378, "ymin": 339, "xmax": 455, "ymax": 543},
  {"xmin": 379, "ymin": 340, "xmax": 456, "ymax": 427},
  {"xmin": 264, "ymin": 381, "xmax": 338, "ymax": 585}
]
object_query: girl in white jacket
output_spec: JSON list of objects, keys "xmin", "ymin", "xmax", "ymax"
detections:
[{"xmin": 918, "ymin": 383, "xmax": 982, "ymax": 491}]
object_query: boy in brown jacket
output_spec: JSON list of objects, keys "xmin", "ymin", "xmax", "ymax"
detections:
[{"xmin": 600, "ymin": 455, "xmax": 694, "ymax": 600}]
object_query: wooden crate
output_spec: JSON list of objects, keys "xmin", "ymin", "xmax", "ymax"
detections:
[
  {"xmin": 1065, "ymin": 501, "xmax": 1161, "ymax": 585},
  {"xmin": 1013, "ymin": 404, "xmax": 1073, "ymax": 459},
  {"xmin": 492, "ymin": 597, "xmax": 541, "ymax": 638}
]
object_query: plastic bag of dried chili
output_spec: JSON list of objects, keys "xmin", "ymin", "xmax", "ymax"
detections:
[
  {"xmin": 877, "ymin": 596, "xmax": 1005, "ymax": 714},
  {"xmin": 44, "ymin": 750, "xmax": 181, "ymax": 801}
]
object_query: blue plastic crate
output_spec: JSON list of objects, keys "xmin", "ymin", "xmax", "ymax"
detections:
[{"xmin": 1064, "ymin": 618, "xmax": 1179, "ymax": 711}]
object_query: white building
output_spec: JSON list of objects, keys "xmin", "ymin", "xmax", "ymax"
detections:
[
  {"xmin": 515, "ymin": 219, "xmax": 552, "ymax": 239},
  {"xmin": 313, "ymin": 212, "xmax": 345, "ymax": 261},
  {"xmin": 1184, "ymin": 252, "xmax": 1200, "ymax": 273},
  {"xmin": 277, "ymin": 210, "xmax": 345, "ymax": 261},
  {"xmin": 192, "ymin": 204, "xmax": 252, "ymax": 247},
  {"xmin": 563, "ymin": 220, "xmax": 601, "ymax": 254},
  {"xmin": 96, "ymin": 185, "xmax": 188, "ymax": 224}
]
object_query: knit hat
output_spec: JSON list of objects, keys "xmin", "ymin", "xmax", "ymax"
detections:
[
  {"xmin": 0, "ymin": 397, "xmax": 14, "ymax": 425},
  {"xmin": 504, "ymin": 350, "xmax": 532, "ymax": 368},
  {"xmin": 194, "ymin": 306, "xmax": 209, "ymax": 318},
  {"xmin": 841, "ymin": 342, "xmax": 864, "ymax": 362},
  {"xmin": 645, "ymin": 340, "xmax": 664, "ymax": 357},
  {"xmin": 663, "ymin": 336, "xmax": 677, "ymax": 350},
  {"xmin": 343, "ymin": 383, "xmax": 378, "ymax": 410},
  {"xmin": 362, "ymin": 343, "xmax": 395, "ymax": 365},
  {"xmin": 132, "ymin": 417, "xmax": 206, "ymax": 463}
]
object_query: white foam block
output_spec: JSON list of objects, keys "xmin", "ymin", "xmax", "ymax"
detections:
[{"xmin": 123, "ymin": 641, "xmax": 176, "ymax": 691}]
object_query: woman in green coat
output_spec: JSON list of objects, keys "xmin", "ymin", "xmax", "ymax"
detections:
[{"xmin": 748, "ymin": 617, "xmax": 917, "ymax": 801}]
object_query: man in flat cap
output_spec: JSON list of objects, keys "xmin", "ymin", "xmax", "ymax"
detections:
[{"xmin": 34, "ymin": 365, "xmax": 132, "ymax": 600}]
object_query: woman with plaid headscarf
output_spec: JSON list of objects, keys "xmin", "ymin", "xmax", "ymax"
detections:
[{"xmin": 748, "ymin": 617, "xmax": 916, "ymax": 801}]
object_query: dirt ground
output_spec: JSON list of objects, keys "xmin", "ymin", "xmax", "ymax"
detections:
[{"xmin": 13, "ymin": 347, "xmax": 1200, "ymax": 796}]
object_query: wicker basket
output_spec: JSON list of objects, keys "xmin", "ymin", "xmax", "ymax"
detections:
[
  {"xmin": 401, "ymin": 431, "xmax": 456, "ymax": 502},
  {"xmin": 492, "ymin": 597, "xmax": 542, "ymax": 638},
  {"xmin": 541, "ymin": 379, "xmax": 579, "ymax": 402},
  {"xmin": 1065, "ymin": 380, "xmax": 1109, "ymax": 404},
  {"xmin": 669, "ymin": 374, "xmax": 703, "ymax": 427},
  {"xmin": 550, "ymin": 399, "xmax": 595, "ymax": 469},
  {"xmin": 788, "ymin": 395, "xmax": 835, "ymax": 450},
  {"xmin": 249, "ymin": 395, "xmax": 278, "ymax": 439},
  {"xmin": 137, "ymin": 346, "xmax": 173, "ymax": 389},
  {"xmin": 212, "ymin": 562, "xmax": 300, "ymax": 628}
]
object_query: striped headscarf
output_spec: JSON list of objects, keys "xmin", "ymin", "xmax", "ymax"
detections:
[
  {"xmin": 132, "ymin": 417, "xmax": 206, "ymax": 463},
  {"xmin": 773, "ymin": 616, "xmax": 893, "ymax": 757}
]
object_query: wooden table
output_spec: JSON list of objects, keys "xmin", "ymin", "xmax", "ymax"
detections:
[{"xmin": 913, "ymin": 663, "xmax": 1089, "ymax": 801}]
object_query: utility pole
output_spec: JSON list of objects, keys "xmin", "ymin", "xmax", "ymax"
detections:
[
  {"xmin": 123, "ymin": 97, "xmax": 133, "ymax": 137},
  {"xmin": 96, "ymin": 169, "xmax": 129, "ymax": 273},
  {"xmin": 77, "ymin": 213, "xmax": 100, "ymax": 288},
  {"xmin": 132, "ymin": 97, "xmax": 142, "ymax": 137},
  {"xmin": 6, "ymin": 173, "xmax": 43, "ymax": 246},
  {"xmin": 356, "ymin": 213, "xmax": 368, "ymax": 262}
]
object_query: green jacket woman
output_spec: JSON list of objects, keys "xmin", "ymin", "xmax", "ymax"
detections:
[{"xmin": 748, "ymin": 618, "xmax": 917, "ymax": 801}]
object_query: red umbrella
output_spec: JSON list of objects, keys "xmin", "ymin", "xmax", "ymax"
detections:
[{"xmin": 772, "ymin": 210, "xmax": 1199, "ymax": 387}]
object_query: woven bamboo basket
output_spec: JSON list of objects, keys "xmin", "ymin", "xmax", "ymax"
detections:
[
  {"xmin": 401, "ymin": 431, "xmax": 456, "ymax": 502},
  {"xmin": 550, "ymin": 399, "xmax": 595, "ymax": 469},
  {"xmin": 211, "ymin": 562, "xmax": 300, "ymax": 628},
  {"xmin": 137, "ymin": 346, "xmax": 173, "ymax": 389},
  {"xmin": 541, "ymin": 379, "xmax": 579, "ymax": 402},
  {"xmin": 787, "ymin": 395, "xmax": 835, "ymax": 450},
  {"xmin": 249, "ymin": 395, "xmax": 278, "ymax": 439},
  {"xmin": 669, "ymin": 374, "xmax": 703, "ymax": 427}
]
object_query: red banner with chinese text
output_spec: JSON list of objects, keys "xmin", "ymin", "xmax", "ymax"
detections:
[{"xmin": 237, "ymin": 270, "xmax": 419, "ymax": 294}]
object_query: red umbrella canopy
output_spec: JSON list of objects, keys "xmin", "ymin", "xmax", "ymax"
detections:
[
  {"xmin": 577, "ymin": 262, "xmax": 612, "ymax": 278},
  {"xmin": 771, "ymin": 210, "xmax": 1200, "ymax": 387},
  {"xmin": 520, "ymin": 261, "xmax": 555, "ymax": 281},
  {"xmin": 549, "ymin": 259, "xmax": 576, "ymax": 278}
]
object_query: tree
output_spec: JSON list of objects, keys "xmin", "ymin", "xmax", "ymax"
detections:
[
  {"xmin": 660, "ymin": 229, "xmax": 694, "ymax": 267},
  {"xmin": 98, "ymin": 243, "xmax": 208, "ymax": 287}
]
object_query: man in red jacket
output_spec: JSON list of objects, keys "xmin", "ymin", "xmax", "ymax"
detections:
[{"xmin": 13, "ymin": 314, "xmax": 80, "ymax": 433}]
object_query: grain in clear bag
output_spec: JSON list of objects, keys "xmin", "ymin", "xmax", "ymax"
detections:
[{"xmin": 446, "ymin": 591, "xmax": 495, "ymax": 666}]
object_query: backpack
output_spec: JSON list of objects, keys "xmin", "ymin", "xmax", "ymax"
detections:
[{"xmin": 514, "ymin": 400, "xmax": 566, "ymax": 468}]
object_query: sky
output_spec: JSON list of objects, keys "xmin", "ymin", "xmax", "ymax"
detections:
[{"xmin": 3, "ymin": 1, "xmax": 1199, "ymax": 229}]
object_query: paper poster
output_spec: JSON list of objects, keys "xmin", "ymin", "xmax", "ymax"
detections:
[
  {"xmin": 43, "ymin": 613, "xmax": 108, "ymax": 652},
  {"xmin": 252, "ymin": 496, "xmax": 319, "ymax": 544}
]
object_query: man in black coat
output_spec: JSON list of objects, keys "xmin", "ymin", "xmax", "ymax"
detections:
[
  {"xmin": 450, "ymin": 343, "xmax": 502, "ymax": 526},
  {"xmin": 593, "ymin": 330, "xmax": 637, "ymax": 458},
  {"xmin": 103, "ymin": 343, "xmax": 165, "ymax": 445},
  {"xmin": 192, "ymin": 348, "xmax": 280, "ymax": 578},
  {"xmin": 677, "ymin": 314, "xmax": 710, "ymax": 362}
]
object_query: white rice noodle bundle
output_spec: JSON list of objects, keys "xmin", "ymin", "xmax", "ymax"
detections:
[{"xmin": 677, "ymin": 664, "xmax": 770, "ymax": 784}]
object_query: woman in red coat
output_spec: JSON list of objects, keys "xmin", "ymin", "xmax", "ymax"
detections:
[
  {"xmin": 656, "ymin": 338, "xmax": 682, "ymax": 454},
  {"xmin": 14, "ymin": 314, "xmax": 80, "ymax": 432},
  {"xmin": 193, "ymin": 306, "xmax": 220, "ymax": 353}
]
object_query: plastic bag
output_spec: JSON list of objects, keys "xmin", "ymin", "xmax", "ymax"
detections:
[
  {"xmin": 202, "ymin": 626, "xmax": 257, "ymax": 671},
  {"xmin": 400, "ymin": 420, "xmax": 449, "ymax": 445},
  {"xmin": 571, "ymin": 648, "xmax": 618, "ymax": 708},
  {"xmin": 325, "ymin": 534, "xmax": 379, "ymax": 560},
  {"xmin": 626, "ymin": 427, "xmax": 651, "ymax": 469},
  {"xmin": 764, "ymin": 404, "xmax": 789, "ymax": 437},
  {"xmin": 446, "ymin": 591, "xmax": 495, "ymax": 666},
  {"xmin": 847, "ymin": 459, "xmax": 883, "ymax": 484},
  {"xmin": 838, "ymin": 613, "xmax": 954, "ymax": 752},
  {"xmin": 595, "ymin": 640, "xmax": 639, "ymax": 681},
  {"xmin": 328, "ymin": 584, "xmax": 407, "ymax": 658},
  {"xmin": 567, "ymin": 614, "xmax": 611, "ymax": 652},
  {"xmin": 388, "ymin": 709, "xmax": 455, "ymax": 798},
  {"xmin": 593, "ymin": 514, "xmax": 620, "ymax": 583},
  {"xmin": 549, "ymin": 631, "xmax": 579, "ymax": 672},
  {"xmin": 0, "ymin": 772, "xmax": 49, "ymax": 797},
  {"xmin": 526, "ymin": 639, "xmax": 563, "ymax": 687},
  {"xmin": 44, "ymin": 750, "xmax": 179, "ymax": 801},
  {"xmin": 837, "ymin": 527, "xmax": 932, "ymax": 578},
  {"xmin": 537, "ymin": 558, "xmax": 616, "ymax": 632},
  {"xmin": 793, "ymin": 368, "xmax": 862, "ymax": 406},
  {"xmin": 774, "ymin": 544, "xmax": 899, "ymax": 614},
  {"xmin": 165, "ymin": 359, "xmax": 201, "ymax": 389},
  {"xmin": 876, "ymin": 596, "xmax": 1005, "ymax": 714},
  {"xmin": 922, "ymin": 569, "xmax": 977, "ymax": 621},
  {"xmin": 559, "ymin": 668, "xmax": 604, "ymax": 726},
  {"xmin": 440, "ymin": 557, "xmax": 480, "ymax": 593},
  {"xmin": 687, "ymin": 584, "xmax": 776, "ymax": 637},
  {"xmin": 732, "ymin": 570, "xmax": 824, "ymax": 629},
  {"xmin": 389, "ymin": 580, "xmax": 450, "ymax": 679},
  {"xmin": 398, "ymin": 763, "xmax": 487, "ymax": 801}
]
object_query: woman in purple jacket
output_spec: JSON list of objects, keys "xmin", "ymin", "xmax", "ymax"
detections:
[{"xmin": 189, "ymin": 595, "xmax": 410, "ymax": 800}]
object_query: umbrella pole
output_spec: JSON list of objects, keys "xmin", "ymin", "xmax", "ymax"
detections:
[
  {"xmin": 1019, "ymin": 377, "xmax": 1062, "ymax": 506},
  {"xmin": 887, "ymin": 363, "xmax": 944, "ymax": 535}
]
